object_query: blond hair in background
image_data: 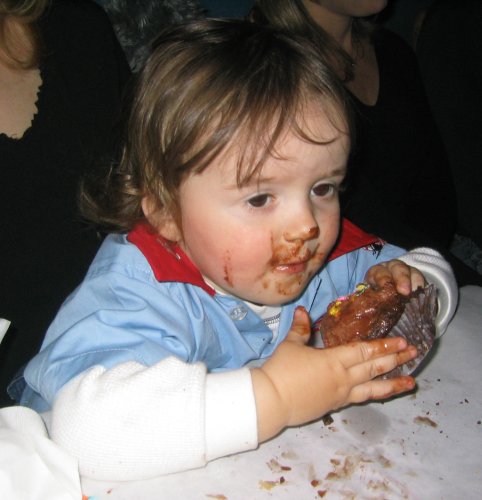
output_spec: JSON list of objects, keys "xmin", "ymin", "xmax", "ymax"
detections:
[{"xmin": 0, "ymin": 0, "xmax": 50, "ymax": 68}]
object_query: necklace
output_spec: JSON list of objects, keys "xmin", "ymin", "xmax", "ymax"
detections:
[{"xmin": 350, "ymin": 35, "xmax": 363, "ymax": 66}]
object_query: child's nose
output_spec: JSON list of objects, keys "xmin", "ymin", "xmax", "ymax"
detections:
[{"xmin": 283, "ymin": 210, "xmax": 319, "ymax": 242}]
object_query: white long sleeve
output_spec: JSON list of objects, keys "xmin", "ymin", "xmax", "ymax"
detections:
[
  {"xmin": 398, "ymin": 247, "xmax": 458, "ymax": 336},
  {"xmin": 48, "ymin": 357, "xmax": 257, "ymax": 480}
]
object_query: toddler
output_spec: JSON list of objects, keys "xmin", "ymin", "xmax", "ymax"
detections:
[{"xmin": 19, "ymin": 19, "xmax": 457, "ymax": 480}]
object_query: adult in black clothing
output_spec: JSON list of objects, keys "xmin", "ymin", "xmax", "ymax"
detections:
[
  {"xmin": 95, "ymin": 0, "xmax": 256, "ymax": 73},
  {"xmin": 416, "ymin": 0, "xmax": 482, "ymax": 273},
  {"xmin": 340, "ymin": 26, "xmax": 455, "ymax": 250},
  {"xmin": 200, "ymin": 0, "xmax": 254, "ymax": 17},
  {"xmin": 96, "ymin": 0, "xmax": 204, "ymax": 72},
  {"xmin": 0, "ymin": 0, "xmax": 131, "ymax": 406},
  {"xmin": 251, "ymin": 0, "xmax": 481, "ymax": 286}
]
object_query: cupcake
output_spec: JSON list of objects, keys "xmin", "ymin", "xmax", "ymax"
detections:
[{"xmin": 313, "ymin": 281, "xmax": 437, "ymax": 377}]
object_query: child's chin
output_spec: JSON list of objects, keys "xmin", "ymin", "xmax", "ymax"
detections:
[
  {"xmin": 238, "ymin": 278, "xmax": 309, "ymax": 306},
  {"xmin": 256, "ymin": 289, "xmax": 306, "ymax": 307}
]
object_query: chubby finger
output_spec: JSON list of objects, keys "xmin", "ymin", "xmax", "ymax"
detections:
[
  {"xmin": 349, "ymin": 376, "xmax": 416, "ymax": 404},
  {"xmin": 408, "ymin": 267, "xmax": 426, "ymax": 290},
  {"xmin": 365, "ymin": 337, "xmax": 418, "ymax": 362},
  {"xmin": 284, "ymin": 306, "xmax": 311, "ymax": 345},
  {"xmin": 349, "ymin": 343, "xmax": 418, "ymax": 384},
  {"xmin": 365, "ymin": 263, "xmax": 395, "ymax": 288},
  {"xmin": 338, "ymin": 336, "xmax": 410, "ymax": 367},
  {"xmin": 365, "ymin": 260, "xmax": 413, "ymax": 295},
  {"xmin": 387, "ymin": 261, "xmax": 413, "ymax": 295}
]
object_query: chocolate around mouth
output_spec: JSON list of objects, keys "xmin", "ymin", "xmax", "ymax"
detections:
[
  {"xmin": 270, "ymin": 249, "xmax": 313, "ymax": 268},
  {"xmin": 275, "ymin": 258, "xmax": 309, "ymax": 268}
]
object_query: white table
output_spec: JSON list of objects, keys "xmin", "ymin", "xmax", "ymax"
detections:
[{"xmin": 82, "ymin": 286, "xmax": 482, "ymax": 499}]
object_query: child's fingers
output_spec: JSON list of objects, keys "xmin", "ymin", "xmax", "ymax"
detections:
[
  {"xmin": 338, "ymin": 336, "xmax": 410, "ymax": 366},
  {"xmin": 366, "ymin": 338, "xmax": 418, "ymax": 366},
  {"xmin": 284, "ymin": 306, "xmax": 311, "ymax": 345},
  {"xmin": 408, "ymin": 266, "xmax": 426, "ymax": 290},
  {"xmin": 366, "ymin": 260, "xmax": 426, "ymax": 295},
  {"xmin": 349, "ymin": 376, "xmax": 416, "ymax": 404},
  {"xmin": 348, "ymin": 344, "xmax": 418, "ymax": 383},
  {"xmin": 387, "ymin": 261, "xmax": 412, "ymax": 294},
  {"xmin": 333, "ymin": 337, "xmax": 417, "ymax": 383},
  {"xmin": 365, "ymin": 260, "xmax": 411, "ymax": 294},
  {"xmin": 364, "ymin": 262, "xmax": 397, "ymax": 288}
]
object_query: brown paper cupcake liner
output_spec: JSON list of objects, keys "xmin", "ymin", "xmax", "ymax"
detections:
[{"xmin": 383, "ymin": 284, "xmax": 437, "ymax": 378}]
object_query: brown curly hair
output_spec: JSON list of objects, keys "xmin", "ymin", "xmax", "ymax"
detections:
[{"xmin": 81, "ymin": 19, "xmax": 352, "ymax": 234}]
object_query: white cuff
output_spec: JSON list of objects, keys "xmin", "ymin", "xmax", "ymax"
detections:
[
  {"xmin": 398, "ymin": 247, "xmax": 458, "ymax": 336},
  {"xmin": 205, "ymin": 368, "xmax": 258, "ymax": 461},
  {"xmin": 50, "ymin": 358, "xmax": 208, "ymax": 480}
]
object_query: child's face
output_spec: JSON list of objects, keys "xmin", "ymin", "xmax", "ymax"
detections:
[{"xmin": 176, "ymin": 111, "xmax": 349, "ymax": 306}]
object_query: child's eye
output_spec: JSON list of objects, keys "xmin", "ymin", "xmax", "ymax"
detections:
[
  {"xmin": 247, "ymin": 193, "xmax": 272, "ymax": 208},
  {"xmin": 312, "ymin": 183, "xmax": 335, "ymax": 198}
]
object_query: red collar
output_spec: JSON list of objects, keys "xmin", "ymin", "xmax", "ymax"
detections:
[
  {"xmin": 127, "ymin": 219, "xmax": 382, "ymax": 293},
  {"xmin": 127, "ymin": 223, "xmax": 216, "ymax": 296},
  {"xmin": 327, "ymin": 218, "xmax": 383, "ymax": 261}
]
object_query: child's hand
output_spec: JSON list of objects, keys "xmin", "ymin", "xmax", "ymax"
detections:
[
  {"xmin": 251, "ymin": 307, "xmax": 417, "ymax": 442},
  {"xmin": 364, "ymin": 259, "xmax": 426, "ymax": 295}
]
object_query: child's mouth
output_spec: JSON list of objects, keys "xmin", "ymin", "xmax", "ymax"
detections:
[
  {"xmin": 274, "ymin": 259, "xmax": 309, "ymax": 274},
  {"xmin": 271, "ymin": 246, "xmax": 314, "ymax": 274}
]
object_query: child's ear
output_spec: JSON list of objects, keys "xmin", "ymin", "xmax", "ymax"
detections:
[{"xmin": 141, "ymin": 196, "xmax": 182, "ymax": 242}]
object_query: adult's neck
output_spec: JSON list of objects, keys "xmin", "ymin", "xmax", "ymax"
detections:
[{"xmin": 303, "ymin": 3, "xmax": 354, "ymax": 53}]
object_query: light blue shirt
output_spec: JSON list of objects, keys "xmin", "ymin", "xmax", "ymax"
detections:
[{"xmin": 21, "ymin": 233, "xmax": 405, "ymax": 411}]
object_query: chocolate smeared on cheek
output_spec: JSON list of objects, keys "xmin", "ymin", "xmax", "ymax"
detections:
[{"xmin": 223, "ymin": 251, "xmax": 233, "ymax": 287}]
